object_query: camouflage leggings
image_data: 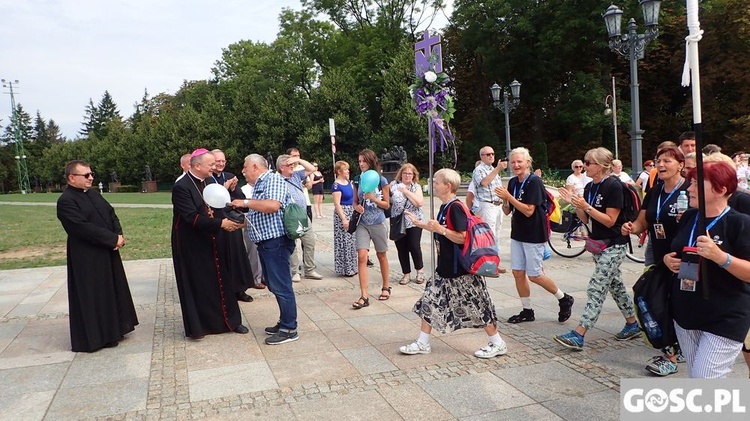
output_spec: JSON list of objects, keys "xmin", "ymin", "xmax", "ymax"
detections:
[{"xmin": 579, "ymin": 244, "xmax": 635, "ymax": 330}]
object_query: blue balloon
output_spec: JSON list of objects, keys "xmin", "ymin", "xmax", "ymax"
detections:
[{"xmin": 360, "ymin": 170, "xmax": 380, "ymax": 193}]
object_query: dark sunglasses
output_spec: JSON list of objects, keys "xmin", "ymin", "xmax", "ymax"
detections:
[
  {"xmin": 72, "ymin": 172, "xmax": 95, "ymax": 179},
  {"xmin": 574, "ymin": 165, "xmax": 583, "ymax": 169},
  {"xmin": 583, "ymin": 161, "xmax": 597, "ymax": 166},
  {"xmin": 481, "ymin": 152, "xmax": 495, "ymax": 156}
]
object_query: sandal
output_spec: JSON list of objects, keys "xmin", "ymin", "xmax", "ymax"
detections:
[
  {"xmin": 378, "ymin": 287, "xmax": 392, "ymax": 301},
  {"xmin": 352, "ymin": 296, "xmax": 369, "ymax": 309},
  {"xmin": 415, "ymin": 271, "xmax": 426, "ymax": 284},
  {"xmin": 399, "ymin": 274, "xmax": 410, "ymax": 285}
]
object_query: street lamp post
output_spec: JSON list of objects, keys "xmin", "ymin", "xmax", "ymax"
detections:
[
  {"xmin": 603, "ymin": 0, "xmax": 661, "ymax": 174},
  {"xmin": 490, "ymin": 80, "xmax": 521, "ymax": 177},
  {"xmin": 604, "ymin": 76, "xmax": 618, "ymax": 159}
]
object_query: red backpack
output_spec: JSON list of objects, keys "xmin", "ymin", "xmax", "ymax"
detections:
[{"xmin": 445, "ymin": 201, "xmax": 501, "ymax": 277}]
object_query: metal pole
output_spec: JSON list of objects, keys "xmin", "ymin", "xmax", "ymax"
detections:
[
  {"xmin": 612, "ymin": 76, "xmax": 618, "ymax": 160},
  {"xmin": 427, "ymin": 120, "xmax": 436, "ymax": 278},
  {"xmin": 627, "ymin": 20, "xmax": 644, "ymax": 174},
  {"xmin": 503, "ymin": 91, "xmax": 512, "ymax": 177}
]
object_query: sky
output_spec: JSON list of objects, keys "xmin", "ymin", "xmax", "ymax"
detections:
[{"xmin": 0, "ymin": 0, "xmax": 453, "ymax": 140}]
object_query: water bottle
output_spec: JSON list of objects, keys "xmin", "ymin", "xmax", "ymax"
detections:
[
  {"xmin": 637, "ymin": 297, "xmax": 662, "ymax": 339},
  {"xmin": 676, "ymin": 191, "xmax": 689, "ymax": 213}
]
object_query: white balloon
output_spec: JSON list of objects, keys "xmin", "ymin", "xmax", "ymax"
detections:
[{"xmin": 203, "ymin": 183, "xmax": 231, "ymax": 208}]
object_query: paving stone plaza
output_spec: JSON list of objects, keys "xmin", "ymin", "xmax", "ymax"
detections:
[{"xmin": 0, "ymin": 200, "xmax": 746, "ymax": 420}]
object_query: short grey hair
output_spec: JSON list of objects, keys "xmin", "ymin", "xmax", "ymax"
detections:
[
  {"xmin": 434, "ymin": 168, "xmax": 460, "ymax": 193},
  {"xmin": 509, "ymin": 147, "xmax": 532, "ymax": 166},
  {"xmin": 276, "ymin": 154, "xmax": 291, "ymax": 171},
  {"xmin": 245, "ymin": 154, "xmax": 268, "ymax": 169}
]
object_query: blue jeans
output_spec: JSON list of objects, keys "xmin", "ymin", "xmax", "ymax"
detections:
[{"xmin": 257, "ymin": 235, "xmax": 297, "ymax": 331}]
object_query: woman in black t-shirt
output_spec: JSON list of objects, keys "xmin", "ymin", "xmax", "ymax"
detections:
[
  {"xmin": 555, "ymin": 147, "xmax": 638, "ymax": 351},
  {"xmin": 663, "ymin": 161, "xmax": 750, "ymax": 378},
  {"xmin": 622, "ymin": 146, "xmax": 686, "ymax": 376},
  {"xmin": 495, "ymin": 147, "xmax": 574, "ymax": 324},
  {"xmin": 399, "ymin": 168, "xmax": 508, "ymax": 359}
]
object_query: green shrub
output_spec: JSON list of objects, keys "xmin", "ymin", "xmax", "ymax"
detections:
[{"xmin": 117, "ymin": 185, "xmax": 139, "ymax": 193}]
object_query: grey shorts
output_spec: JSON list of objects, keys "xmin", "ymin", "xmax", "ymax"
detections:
[
  {"xmin": 356, "ymin": 222, "xmax": 389, "ymax": 253},
  {"xmin": 510, "ymin": 239, "xmax": 545, "ymax": 277}
]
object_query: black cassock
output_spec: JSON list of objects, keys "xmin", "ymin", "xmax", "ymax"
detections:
[
  {"xmin": 171, "ymin": 172, "xmax": 242, "ymax": 337},
  {"xmin": 56, "ymin": 186, "xmax": 138, "ymax": 352},
  {"xmin": 207, "ymin": 171, "xmax": 253, "ymax": 293}
]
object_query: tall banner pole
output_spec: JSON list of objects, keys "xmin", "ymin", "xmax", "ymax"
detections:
[
  {"xmin": 682, "ymin": 0, "xmax": 708, "ymax": 297},
  {"xmin": 329, "ymin": 118, "xmax": 336, "ymax": 172}
]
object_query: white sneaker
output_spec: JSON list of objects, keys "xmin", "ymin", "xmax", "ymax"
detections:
[
  {"xmin": 474, "ymin": 341, "xmax": 508, "ymax": 359},
  {"xmin": 399, "ymin": 341, "xmax": 431, "ymax": 355},
  {"xmin": 304, "ymin": 271, "xmax": 323, "ymax": 280},
  {"xmin": 292, "ymin": 273, "xmax": 301, "ymax": 282}
]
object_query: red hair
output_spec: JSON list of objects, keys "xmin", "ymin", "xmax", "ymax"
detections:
[{"xmin": 686, "ymin": 161, "xmax": 737, "ymax": 197}]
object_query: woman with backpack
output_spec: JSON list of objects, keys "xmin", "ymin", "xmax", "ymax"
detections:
[
  {"xmin": 554, "ymin": 147, "xmax": 640, "ymax": 351},
  {"xmin": 494, "ymin": 147, "xmax": 574, "ymax": 324},
  {"xmin": 663, "ymin": 161, "xmax": 750, "ymax": 378},
  {"xmin": 621, "ymin": 146, "xmax": 686, "ymax": 376},
  {"xmin": 399, "ymin": 168, "xmax": 508, "ymax": 359}
]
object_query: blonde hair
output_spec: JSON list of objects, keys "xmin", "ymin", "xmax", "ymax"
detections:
[
  {"xmin": 509, "ymin": 147, "xmax": 532, "ymax": 167},
  {"xmin": 434, "ymin": 168, "xmax": 460, "ymax": 193},
  {"xmin": 334, "ymin": 160, "xmax": 349, "ymax": 175},
  {"xmin": 584, "ymin": 147, "xmax": 614, "ymax": 172},
  {"xmin": 704, "ymin": 153, "xmax": 737, "ymax": 169},
  {"xmin": 395, "ymin": 163, "xmax": 420, "ymax": 183}
]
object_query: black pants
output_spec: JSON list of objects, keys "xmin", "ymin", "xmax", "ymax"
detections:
[{"xmin": 395, "ymin": 226, "xmax": 424, "ymax": 274}]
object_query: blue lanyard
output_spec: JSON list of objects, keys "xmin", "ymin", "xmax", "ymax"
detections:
[
  {"xmin": 656, "ymin": 178, "xmax": 684, "ymax": 222},
  {"xmin": 513, "ymin": 174, "xmax": 530, "ymax": 200},
  {"xmin": 587, "ymin": 180, "xmax": 603, "ymax": 206},
  {"xmin": 212, "ymin": 173, "xmax": 226, "ymax": 184},
  {"xmin": 688, "ymin": 206, "xmax": 731, "ymax": 247}
]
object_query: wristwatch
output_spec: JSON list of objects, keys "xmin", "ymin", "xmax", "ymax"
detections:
[
  {"xmin": 243, "ymin": 199, "xmax": 249, "ymax": 207},
  {"xmin": 585, "ymin": 206, "xmax": 593, "ymax": 214}
]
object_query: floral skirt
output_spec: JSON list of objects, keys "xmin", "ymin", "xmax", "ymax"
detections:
[
  {"xmin": 333, "ymin": 205, "xmax": 357, "ymax": 276},
  {"xmin": 413, "ymin": 273, "xmax": 499, "ymax": 334}
]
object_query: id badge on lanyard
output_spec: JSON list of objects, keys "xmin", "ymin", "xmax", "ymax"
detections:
[{"xmin": 678, "ymin": 246, "xmax": 699, "ymax": 292}]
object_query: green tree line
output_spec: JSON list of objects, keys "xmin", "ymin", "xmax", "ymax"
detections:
[{"xmin": 1, "ymin": 0, "xmax": 748, "ymax": 191}]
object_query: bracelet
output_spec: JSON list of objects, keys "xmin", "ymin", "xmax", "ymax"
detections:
[
  {"xmin": 720, "ymin": 253, "xmax": 732, "ymax": 268},
  {"xmin": 443, "ymin": 228, "xmax": 448, "ymax": 236}
]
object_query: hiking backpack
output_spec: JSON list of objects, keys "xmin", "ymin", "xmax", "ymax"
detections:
[
  {"xmin": 445, "ymin": 201, "xmax": 501, "ymax": 277},
  {"xmin": 632, "ymin": 263, "xmax": 677, "ymax": 349},
  {"xmin": 608, "ymin": 176, "xmax": 642, "ymax": 222}
]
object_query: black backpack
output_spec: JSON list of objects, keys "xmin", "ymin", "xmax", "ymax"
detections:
[
  {"xmin": 607, "ymin": 176, "xmax": 642, "ymax": 222},
  {"xmin": 632, "ymin": 263, "xmax": 677, "ymax": 349}
]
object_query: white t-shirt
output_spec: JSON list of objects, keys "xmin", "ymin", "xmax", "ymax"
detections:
[
  {"xmin": 615, "ymin": 172, "xmax": 633, "ymax": 183},
  {"xmin": 637, "ymin": 170, "xmax": 650, "ymax": 186},
  {"xmin": 737, "ymin": 163, "xmax": 749, "ymax": 190},
  {"xmin": 566, "ymin": 173, "xmax": 590, "ymax": 196}
]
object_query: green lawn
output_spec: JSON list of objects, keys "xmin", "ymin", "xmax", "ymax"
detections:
[
  {"xmin": 0, "ymin": 205, "xmax": 172, "ymax": 270},
  {"xmin": 0, "ymin": 192, "xmax": 173, "ymax": 204}
]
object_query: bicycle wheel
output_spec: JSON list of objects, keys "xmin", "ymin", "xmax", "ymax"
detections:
[
  {"xmin": 548, "ymin": 222, "xmax": 590, "ymax": 258},
  {"xmin": 625, "ymin": 232, "xmax": 647, "ymax": 263}
]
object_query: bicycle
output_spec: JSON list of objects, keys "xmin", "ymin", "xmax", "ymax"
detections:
[{"xmin": 548, "ymin": 210, "xmax": 648, "ymax": 263}]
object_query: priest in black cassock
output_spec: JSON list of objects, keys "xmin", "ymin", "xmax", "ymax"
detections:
[
  {"xmin": 56, "ymin": 160, "xmax": 138, "ymax": 352},
  {"xmin": 208, "ymin": 149, "xmax": 254, "ymax": 303},
  {"xmin": 171, "ymin": 149, "xmax": 248, "ymax": 339}
]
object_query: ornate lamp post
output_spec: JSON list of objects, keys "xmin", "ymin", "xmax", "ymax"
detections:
[
  {"xmin": 603, "ymin": 0, "xmax": 661, "ymax": 174},
  {"xmin": 490, "ymin": 80, "xmax": 521, "ymax": 177},
  {"xmin": 2, "ymin": 78, "xmax": 31, "ymax": 194}
]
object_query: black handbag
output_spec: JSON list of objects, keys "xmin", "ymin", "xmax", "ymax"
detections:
[
  {"xmin": 389, "ymin": 213, "xmax": 406, "ymax": 241},
  {"xmin": 347, "ymin": 211, "xmax": 361, "ymax": 234}
]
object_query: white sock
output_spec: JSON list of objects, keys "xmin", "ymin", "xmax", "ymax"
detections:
[
  {"xmin": 417, "ymin": 331, "xmax": 430, "ymax": 346},
  {"xmin": 554, "ymin": 289, "xmax": 565, "ymax": 300},
  {"xmin": 520, "ymin": 297, "xmax": 532, "ymax": 309},
  {"xmin": 488, "ymin": 333, "xmax": 504, "ymax": 346}
]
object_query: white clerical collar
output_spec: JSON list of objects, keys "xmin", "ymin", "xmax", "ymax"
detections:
[{"xmin": 188, "ymin": 170, "xmax": 204, "ymax": 182}]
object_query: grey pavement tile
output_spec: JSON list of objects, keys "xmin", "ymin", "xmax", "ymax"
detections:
[
  {"xmin": 493, "ymin": 361, "xmax": 607, "ymax": 402},
  {"xmin": 186, "ymin": 331, "xmax": 264, "ymax": 371},
  {"xmin": 586, "ymin": 342, "xmax": 670, "ymax": 378},
  {"xmin": 259, "ymin": 330, "xmax": 338, "ymax": 361},
  {"xmin": 513, "ymin": 319, "xmax": 578, "ymax": 344},
  {"xmin": 341, "ymin": 345, "xmax": 397, "ymax": 375},
  {"xmin": 460, "ymin": 403, "xmax": 563, "ymax": 421},
  {"xmin": 296, "ymin": 294, "xmax": 342, "ymax": 321},
  {"xmin": 0, "ymin": 390, "xmax": 56, "ymax": 421},
  {"xmin": 0, "ymin": 363, "xmax": 68, "ymax": 397},
  {"xmin": 346, "ymin": 313, "xmax": 417, "ymax": 346},
  {"xmin": 38, "ymin": 288, "xmax": 69, "ymax": 315},
  {"xmin": 1, "ymin": 329, "xmax": 70, "ymax": 359},
  {"xmin": 18, "ymin": 286, "xmax": 58, "ymax": 305},
  {"xmin": 323, "ymin": 326, "xmax": 371, "ymax": 351},
  {"xmin": 61, "ymin": 351, "xmax": 151, "ymax": 389},
  {"xmin": 419, "ymin": 371, "xmax": 535, "ymax": 418},
  {"xmin": 0, "ymin": 351, "xmax": 74, "ymax": 370},
  {"xmin": 46, "ymin": 377, "xmax": 148, "ymax": 419},
  {"xmin": 314, "ymin": 318, "xmax": 349, "ymax": 331},
  {"xmin": 201, "ymin": 404, "xmax": 296, "ymax": 420},
  {"xmin": 379, "ymin": 382, "xmax": 455, "ymax": 420},
  {"xmin": 188, "ymin": 361, "xmax": 277, "ymax": 402},
  {"xmin": 291, "ymin": 389, "xmax": 402, "ymax": 421},
  {"xmin": 5, "ymin": 302, "xmax": 47, "ymax": 318},
  {"xmin": 541, "ymin": 388, "xmax": 620, "ymax": 421},
  {"xmin": 267, "ymin": 350, "xmax": 359, "ymax": 388}
]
